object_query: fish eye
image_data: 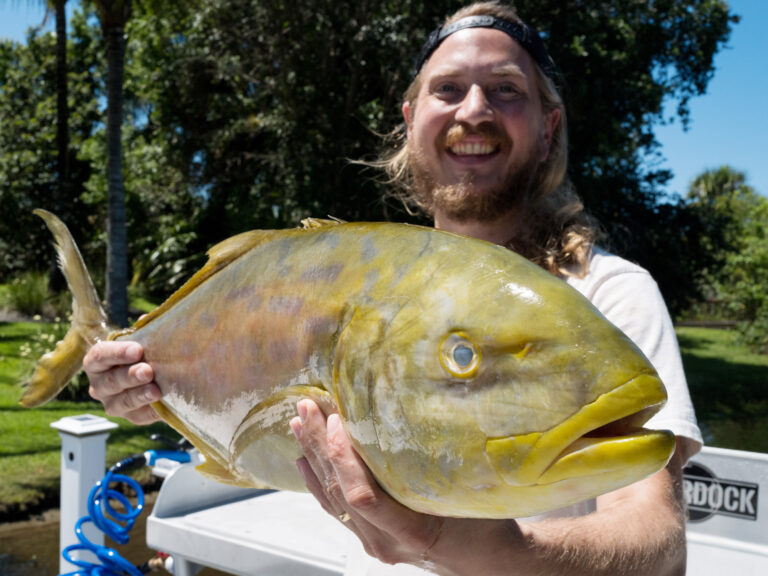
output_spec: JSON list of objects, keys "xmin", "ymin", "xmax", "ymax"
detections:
[
  {"xmin": 453, "ymin": 344, "xmax": 474, "ymax": 367},
  {"xmin": 440, "ymin": 333, "xmax": 480, "ymax": 378}
]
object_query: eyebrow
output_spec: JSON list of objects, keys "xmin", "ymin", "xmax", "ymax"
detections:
[
  {"xmin": 428, "ymin": 63, "xmax": 527, "ymax": 79},
  {"xmin": 489, "ymin": 64, "xmax": 526, "ymax": 78}
]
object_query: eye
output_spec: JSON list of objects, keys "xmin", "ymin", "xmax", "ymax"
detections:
[
  {"xmin": 431, "ymin": 80, "xmax": 463, "ymax": 101},
  {"xmin": 492, "ymin": 83, "xmax": 523, "ymax": 100},
  {"xmin": 453, "ymin": 344, "xmax": 474, "ymax": 367},
  {"xmin": 440, "ymin": 333, "xmax": 480, "ymax": 378}
]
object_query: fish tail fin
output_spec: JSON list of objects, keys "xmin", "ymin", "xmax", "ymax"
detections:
[{"xmin": 19, "ymin": 209, "xmax": 111, "ymax": 407}]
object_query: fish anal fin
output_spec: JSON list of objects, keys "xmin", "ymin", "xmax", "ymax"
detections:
[
  {"xmin": 230, "ymin": 385, "xmax": 336, "ymax": 491},
  {"xmin": 133, "ymin": 230, "xmax": 278, "ymax": 330},
  {"xmin": 196, "ymin": 458, "xmax": 261, "ymax": 488},
  {"xmin": 151, "ymin": 400, "xmax": 252, "ymax": 486}
]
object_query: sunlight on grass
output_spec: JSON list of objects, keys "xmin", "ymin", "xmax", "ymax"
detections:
[
  {"xmin": 0, "ymin": 318, "xmax": 175, "ymax": 512},
  {"xmin": 676, "ymin": 326, "xmax": 768, "ymax": 453}
]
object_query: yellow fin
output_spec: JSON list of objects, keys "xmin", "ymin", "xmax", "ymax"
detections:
[
  {"xmin": 21, "ymin": 210, "xmax": 111, "ymax": 408},
  {"xmin": 151, "ymin": 400, "xmax": 251, "ymax": 487},
  {"xmin": 195, "ymin": 457, "xmax": 261, "ymax": 488},
  {"xmin": 20, "ymin": 328, "xmax": 89, "ymax": 407},
  {"xmin": 300, "ymin": 217, "xmax": 346, "ymax": 229},
  {"xmin": 230, "ymin": 385, "xmax": 336, "ymax": 491},
  {"xmin": 133, "ymin": 229, "xmax": 278, "ymax": 330}
]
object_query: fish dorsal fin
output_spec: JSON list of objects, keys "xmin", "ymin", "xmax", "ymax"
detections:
[
  {"xmin": 132, "ymin": 230, "xmax": 277, "ymax": 330},
  {"xmin": 300, "ymin": 216, "xmax": 346, "ymax": 229}
]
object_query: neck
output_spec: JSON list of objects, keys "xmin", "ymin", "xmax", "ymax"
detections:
[{"xmin": 433, "ymin": 210, "xmax": 525, "ymax": 247}]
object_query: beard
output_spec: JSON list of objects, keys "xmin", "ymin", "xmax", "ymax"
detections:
[{"xmin": 409, "ymin": 124, "xmax": 542, "ymax": 223}]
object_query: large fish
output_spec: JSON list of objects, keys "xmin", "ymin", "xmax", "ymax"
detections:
[{"xmin": 21, "ymin": 209, "xmax": 675, "ymax": 518}]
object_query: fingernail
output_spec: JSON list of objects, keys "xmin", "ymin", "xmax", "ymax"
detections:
[
  {"xmin": 143, "ymin": 385, "xmax": 160, "ymax": 402},
  {"xmin": 297, "ymin": 400, "xmax": 308, "ymax": 423},
  {"xmin": 290, "ymin": 416, "xmax": 302, "ymax": 439},
  {"xmin": 327, "ymin": 413, "xmax": 341, "ymax": 435},
  {"xmin": 126, "ymin": 342, "xmax": 142, "ymax": 360}
]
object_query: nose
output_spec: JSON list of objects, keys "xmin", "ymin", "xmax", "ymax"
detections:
[{"xmin": 455, "ymin": 84, "xmax": 493, "ymax": 126}]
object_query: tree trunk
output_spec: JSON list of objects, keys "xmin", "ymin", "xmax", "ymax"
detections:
[
  {"xmin": 54, "ymin": 0, "xmax": 69, "ymax": 194},
  {"xmin": 49, "ymin": 0, "xmax": 70, "ymax": 294},
  {"xmin": 104, "ymin": 23, "xmax": 128, "ymax": 327}
]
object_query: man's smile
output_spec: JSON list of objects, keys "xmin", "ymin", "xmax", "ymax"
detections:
[
  {"xmin": 442, "ymin": 124, "xmax": 506, "ymax": 162},
  {"xmin": 448, "ymin": 138, "xmax": 500, "ymax": 156}
]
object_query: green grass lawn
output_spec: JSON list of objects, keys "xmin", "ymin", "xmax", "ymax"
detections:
[
  {"xmin": 676, "ymin": 326, "xmax": 768, "ymax": 453},
  {"xmin": 0, "ymin": 319, "xmax": 172, "ymax": 519}
]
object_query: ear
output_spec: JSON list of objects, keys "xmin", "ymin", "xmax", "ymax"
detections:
[
  {"xmin": 402, "ymin": 101, "xmax": 413, "ymax": 138},
  {"xmin": 539, "ymin": 108, "xmax": 561, "ymax": 162}
]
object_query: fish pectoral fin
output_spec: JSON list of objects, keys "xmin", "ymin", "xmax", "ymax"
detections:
[
  {"xmin": 230, "ymin": 385, "xmax": 337, "ymax": 491},
  {"xmin": 300, "ymin": 217, "xmax": 346, "ymax": 229}
]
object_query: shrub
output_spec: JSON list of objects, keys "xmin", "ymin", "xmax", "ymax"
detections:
[{"xmin": 6, "ymin": 272, "xmax": 49, "ymax": 317}]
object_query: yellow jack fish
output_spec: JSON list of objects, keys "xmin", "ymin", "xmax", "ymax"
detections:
[{"xmin": 21, "ymin": 209, "xmax": 675, "ymax": 518}]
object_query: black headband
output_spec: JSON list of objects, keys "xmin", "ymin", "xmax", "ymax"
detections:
[{"xmin": 413, "ymin": 15, "xmax": 557, "ymax": 80}]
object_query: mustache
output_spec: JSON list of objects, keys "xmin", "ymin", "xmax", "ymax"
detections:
[{"xmin": 442, "ymin": 123, "xmax": 509, "ymax": 148}]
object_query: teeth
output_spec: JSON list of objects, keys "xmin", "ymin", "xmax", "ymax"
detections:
[{"xmin": 450, "ymin": 142, "xmax": 496, "ymax": 155}]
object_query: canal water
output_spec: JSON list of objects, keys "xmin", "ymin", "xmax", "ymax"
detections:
[{"xmin": 0, "ymin": 492, "xmax": 229, "ymax": 576}]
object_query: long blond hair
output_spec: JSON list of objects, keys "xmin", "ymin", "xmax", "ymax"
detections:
[{"xmin": 376, "ymin": 1, "xmax": 600, "ymax": 277}]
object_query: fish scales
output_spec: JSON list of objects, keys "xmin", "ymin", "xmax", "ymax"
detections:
[{"xmin": 21, "ymin": 211, "xmax": 675, "ymax": 518}]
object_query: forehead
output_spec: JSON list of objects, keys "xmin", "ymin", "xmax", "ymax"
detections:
[{"xmin": 421, "ymin": 27, "xmax": 536, "ymax": 79}]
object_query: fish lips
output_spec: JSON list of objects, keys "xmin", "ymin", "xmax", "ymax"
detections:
[{"xmin": 485, "ymin": 373, "xmax": 675, "ymax": 487}]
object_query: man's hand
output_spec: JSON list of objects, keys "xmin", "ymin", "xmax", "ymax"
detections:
[
  {"xmin": 289, "ymin": 398, "xmax": 447, "ymax": 567},
  {"xmin": 83, "ymin": 341, "xmax": 162, "ymax": 425}
]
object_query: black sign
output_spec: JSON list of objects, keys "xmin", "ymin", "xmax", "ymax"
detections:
[{"xmin": 683, "ymin": 461, "xmax": 759, "ymax": 522}]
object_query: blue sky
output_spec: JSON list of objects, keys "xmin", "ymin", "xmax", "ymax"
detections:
[
  {"xmin": 654, "ymin": 0, "xmax": 768, "ymax": 199},
  {"xmin": 2, "ymin": 1, "xmax": 766, "ymax": 199}
]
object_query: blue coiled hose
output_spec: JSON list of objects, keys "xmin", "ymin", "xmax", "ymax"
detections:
[{"xmin": 59, "ymin": 449, "xmax": 191, "ymax": 576}]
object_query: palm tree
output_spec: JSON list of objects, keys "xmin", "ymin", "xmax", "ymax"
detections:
[
  {"xmin": 11, "ymin": 0, "xmax": 70, "ymax": 203},
  {"xmin": 13, "ymin": 0, "xmax": 72, "ymax": 290},
  {"xmin": 52, "ymin": 0, "xmax": 69, "ymax": 201},
  {"xmin": 93, "ymin": 0, "xmax": 132, "ymax": 327}
]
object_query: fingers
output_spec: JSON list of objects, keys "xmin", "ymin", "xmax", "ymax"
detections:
[
  {"xmin": 118, "ymin": 404, "xmax": 162, "ymax": 426},
  {"xmin": 324, "ymin": 413, "xmax": 439, "ymax": 548},
  {"xmin": 83, "ymin": 341, "xmax": 162, "ymax": 424},
  {"xmin": 291, "ymin": 400, "xmax": 344, "ymax": 514},
  {"xmin": 291, "ymin": 399, "xmax": 445, "ymax": 566},
  {"xmin": 99, "ymin": 379, "xmax": 162, "ymax": 421},
  {"xmin": 84, "ymin": 341, "xmax": 143, "ymax": 374},
  {"xmin": 324, "ymin": 413, "xmax": 390, "ymax": 518}
]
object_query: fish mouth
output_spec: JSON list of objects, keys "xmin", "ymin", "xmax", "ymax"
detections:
[{"xmin": 486, "ymin": 373, "xmax": 676, "ymax": 486}]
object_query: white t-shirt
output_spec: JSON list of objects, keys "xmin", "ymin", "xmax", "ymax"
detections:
[
  {"xmin": 522, "ymin": 247, "xmax": 703, "ymax": 521},
  {"xmin": 565, "ymin": 247, "xmax": 702, "ymax": 447},
  {"xmin": 346, "ymin": 247, "xmax": 703, "ymax": 573}
]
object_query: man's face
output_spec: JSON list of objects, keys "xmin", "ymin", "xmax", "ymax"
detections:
[{"xmin": 404, "ymin": 27, "xmax": 559, "ymax": 222}]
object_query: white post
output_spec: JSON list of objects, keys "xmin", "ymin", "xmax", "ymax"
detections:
[{"xmin": 51, "ymin": 414, "xmax": 119, "ymax": 575}]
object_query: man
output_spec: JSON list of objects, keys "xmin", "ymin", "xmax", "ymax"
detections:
[{"xmin": 85, "ymin": 2, "xmax": 701, "ymax": 574}]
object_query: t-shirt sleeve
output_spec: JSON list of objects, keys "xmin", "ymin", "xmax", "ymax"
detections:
[{"xmin": 587, "ymin": 269, "xmax": 703, "ymax": 449}]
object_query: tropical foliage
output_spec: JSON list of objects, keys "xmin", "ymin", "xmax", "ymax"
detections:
[
  {"xmin": 1, "ymin": 0, "xmax": 755, "ymax": 331},
  {"xmin": 686, "ymin": 167, "xmax": 768, "ymax": 353}
]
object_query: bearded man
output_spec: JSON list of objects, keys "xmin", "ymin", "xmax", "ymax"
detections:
[{"xmin": 84, "ymin": 2, "xmax": 701, "ymax": 574}]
